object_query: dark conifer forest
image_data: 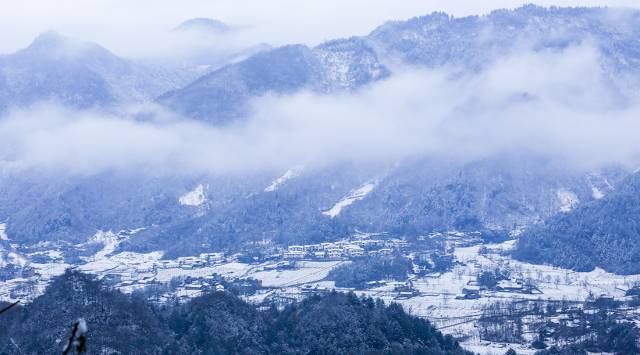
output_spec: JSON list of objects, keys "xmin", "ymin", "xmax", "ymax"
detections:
[{"xmin": 0, "ymin": 271, "xmax": 471, "ymax": 354}]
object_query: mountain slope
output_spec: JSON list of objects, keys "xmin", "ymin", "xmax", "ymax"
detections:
[
  {"xmin": 369, "ymin": 5, "xmax": 640, "ymax": 72},
  {"xmin": 0, "ymin": 271, "xmax": 471, "ymax": 354},
  {"xmin": 158, "ymin": 5, "xmax": 640, "ymax": 124},
  {"xmin": 0, "ymin": 157, "xmax": 623, "ymax": 259},
  {"xmin": 513, "ymin": 172, "xmax": 640, "ymax": 274},
  {"xmin": 0, "ymin": 271, "xmax": 172, "ymax": 354},
  {"xmin": 159, "ymin": 45, "xmax": 324, "ymax": 122},
  {"xmin": 0, "ymin": 31, "xmax": 194, "ymax": 111},
  {"xmin": 157, "ymin": 38, "xmax": 389, "ymax": 124}
]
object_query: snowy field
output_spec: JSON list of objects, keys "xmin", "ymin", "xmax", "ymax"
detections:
[
  {"xmin": 250, "ymin": 261, "xmax": 345, "ymax": 287},
  {"xmin": 354, "ymin": 240, "xmax": 640, "ymax": 354}
]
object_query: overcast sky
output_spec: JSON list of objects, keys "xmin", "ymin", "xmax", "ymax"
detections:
[{"xmin": 1, "ymin": 0, "xmax": 640, "ymax": 57}]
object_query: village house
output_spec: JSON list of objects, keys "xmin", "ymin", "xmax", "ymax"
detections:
[
  {"xmin": 320, "ymin": 242, "xmax": 334, "ymax": 250},
  {"xmin": 304, "ymin": 244, "xmax": 323, "ymax": 252},
  {"xmin": 344, "ymin": 245, "xmax": 364, "ymax": 257},
  {"xmin": 287, "ymin": 245, "xmax": 305, "ymax": 253},
  {"xmin": 284, "ymin": 250, "xmax": 305, "ymax": 259},
  {"xmin": 185, "ymin": 283, "xmax": 203, "ymax": 290},
  {"xmin": 461, "ymin": 285, "xmax": 481, "ymax": 299},
  {"xmin": 326, "ymin": 248, "xmax": 343, "ymax": 259},
  {"xmin": 496, "ymin": 280, "xmax": 525, "ymax": 292}
]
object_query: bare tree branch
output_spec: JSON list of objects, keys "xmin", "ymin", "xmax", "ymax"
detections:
[
  {"xmin": 62, "ymin": 318, "xmax": 87, "ymax": 355},
  {"xmin": 0, "ymin": 300, "xmax": 19, "ymax": 315}
]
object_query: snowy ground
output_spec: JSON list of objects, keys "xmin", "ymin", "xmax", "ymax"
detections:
[
  {"xmin": 155, "ymin": 262, "xmax": 252, "ymax": 283},
  {"xmin": 354, "ymin": 240, "xmax": 640, "ymax": 354},
  {"xmin": 250, "ymin": 261, "xmax": 345, "ymax": 287}
]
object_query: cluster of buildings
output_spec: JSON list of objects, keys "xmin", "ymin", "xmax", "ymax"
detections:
[
  {"xmin": 282, "ymin": 238, "xmax": 409, "ymax": 260},
  {"xmin": 458, "ymin": 277, "xmax": 541, "ymax": 300},
  {"xmin": 96, "ymin": 252, "xmax": 226, "ymax": 290},
  {"xmin": 157, "ymin": 252, "xmax": 225, "ymax": 270},
  {"xmin": 178, "ymin": 275, "xmax": 226, "ymax": 292}
]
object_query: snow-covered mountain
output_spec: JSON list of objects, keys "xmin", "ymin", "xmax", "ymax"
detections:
[
  {"xmin": 159, "ymin": 5, "xmax": 640, "ymax": 124},
  {"xmin": 158, "ymin": 39, "xmax": 389, "ymax": 124},
  {"xmin": 174, "ymin": 18, "xmax": 232, "ymax": 34},
  {"xmin": 5, "ymin": 6, "xmax": 640, "ymax": 121},
  {"xmin": 0, "ymin": 5, "xmax": 639, "ymax": 270},
  {"xmin": 0, "ymin": 31, "xmax": 197, "ymax": 111},
  {"xmin": 0, "ymin": 157, "xmax": 627, "ymax": 260},
  {"xmin": 514, "ymin": 171, "xmax": 640, "ymax": 274}
]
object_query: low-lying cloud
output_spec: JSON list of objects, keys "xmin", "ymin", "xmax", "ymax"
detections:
[{"xmin": 1, "ymin": 43, "xmax": 639, "ymax": 176}]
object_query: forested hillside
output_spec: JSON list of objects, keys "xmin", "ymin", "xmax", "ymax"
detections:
[
  {"xmin": 0, "ymin": 271, "xmax": 470, "ymax": 354},
  {"xmin": 514, "ymin": 173, "xmax": 640, "ymax": 274}
]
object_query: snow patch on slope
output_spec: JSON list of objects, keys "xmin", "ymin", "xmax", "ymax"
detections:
[
  {"xmin": 591, "ymin": 187, "xmax": 605, "ymax": 200},
  {"xmin": 79, "ymin": 229, "xmax": 145, "ymax": 270},
  {"xmin": 88, "ymin": 231, "xmax": 120, "ymax": 260},
  {"xmin": 265, "ymin": 166, "xmax": 303, "ymax": 192},
  {"xmin": 0, "ymin": 225, "xmax": 28, "ymax": 268},
  {"xmin": 0, "ymin": 250, "xmax": 28, "ymax": 268},
  {"xmin": 586, "ymin": 173, "xmax": 615, "ymax": 200},
  {"xmin": 179, "ymin": 184, "xmax": 206, "ymax": 206},
  {"xmin": 323, "ymin": 181, "xmax": 377, "ymax": 218},
  {"xmin": 0, "ymin": 223, "xmax": 8, "ymax": 241},
  {"xmin": 557, "ymin": 188, "xmax": 579, "ymax": 213}
]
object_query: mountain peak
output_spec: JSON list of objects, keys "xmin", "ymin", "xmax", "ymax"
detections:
[
  {"xmin": 20, "ymin": 30, "xmax": 118, "ymax": 62},
  {"xmin": 174, "ymin": 18, "xmax": 231, "ymax": 33},
  {"xmin": 28, "ymin": 30, "xmax": 70, "ymax": 50}
]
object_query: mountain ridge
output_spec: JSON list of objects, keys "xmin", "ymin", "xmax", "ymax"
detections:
[{"xmin": 158, "ymin": 5, "xmax": 640, "ymax": 124}]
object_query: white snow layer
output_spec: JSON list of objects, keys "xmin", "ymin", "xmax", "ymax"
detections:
[
  {"xmin": 88, "ymin": 231, "xmax": 120, "ymax": 261},
  {"xmin": 586, "ymin": 173, "xmax": 614, "ymax": 200},
  {"xmin": 0, "ymin": 224, "xmax": 27, "ymax": 268},
  {"xmin": 0, "ymin": 250, "xmax": 28, "ymax": 268},
  {"xmin": 265, "ymin": 167, "xmax": 303, "ymax": 192},
  {"xmin": 0, "ymin": 223, "xmax": 7, "ymax": 241},
  {"xmin": 323, "ymin": 181, "xmax": 377, "ymax": 218},
  {"xmin": 557, "ymin": 188, "xmax": 579, "ymax": 213},
  {"xmin": 179, "ymin": 184, "xmax": 206, "ymax": 206},
  {"xmin": 591, "ymin": 187, "xmax": 605, "ymax": 200}
]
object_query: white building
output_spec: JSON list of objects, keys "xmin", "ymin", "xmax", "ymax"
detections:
[
  {"xmin": 288, "ymin": 245, "xmax": 305, "ymax": 253},
  {"xmin": 326, "ymin": 248, "xmax": 343, "ymax": 259},
  {"xmin": 345, "ymin": 245, "xmax": 364, "ymax": 257},
  {"xmin": 304, "ymin": 244, "xmax": 322, "ymax": 252},
  {"xmin": 284, "ymin": 251, "xmax": 305, "ymax": 259}
]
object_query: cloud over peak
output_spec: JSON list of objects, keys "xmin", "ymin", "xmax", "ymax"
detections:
[{"xmin": 1, "ymin": 42, "xmax": 638, "ymax": 176}]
